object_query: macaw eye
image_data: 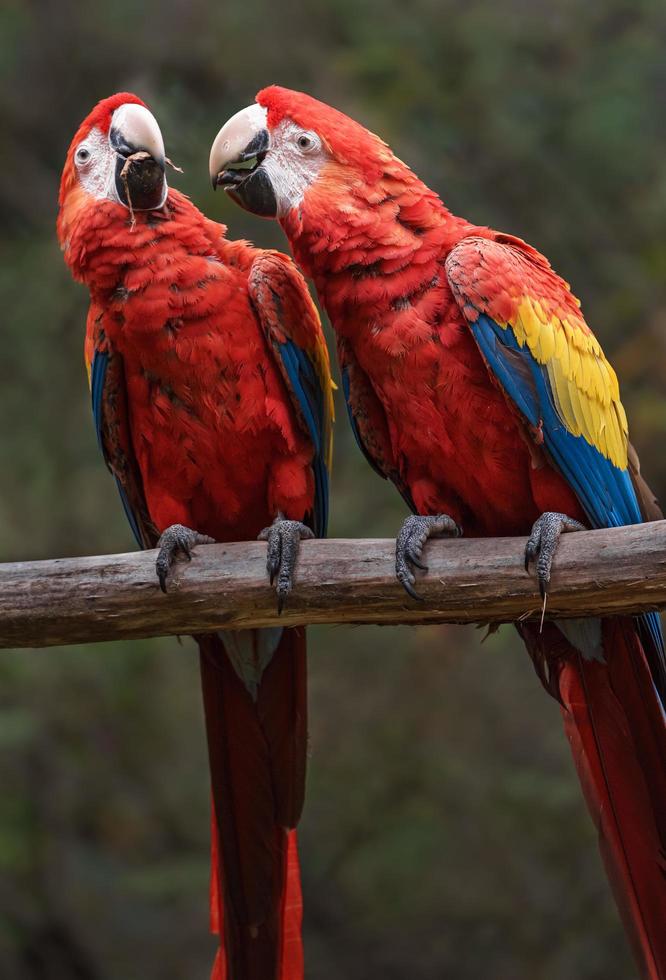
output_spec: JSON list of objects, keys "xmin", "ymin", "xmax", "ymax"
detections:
[
  {"xmin": 296, "ymin": 132, "xmax": 318, "ymax": 152},
  {"xmin": 75, "ymin": 145, "xmax": 91, "ymax": 165}
]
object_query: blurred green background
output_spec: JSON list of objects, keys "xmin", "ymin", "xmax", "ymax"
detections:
[{"xmin": 1, "ymin": 1, "xmax": 665, "ymax": 977}]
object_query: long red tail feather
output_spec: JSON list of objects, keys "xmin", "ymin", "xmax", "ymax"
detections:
[
  {"xmin": 520, "ymin": 619, "xmax": 666, "ymax": 978},
  {"xmin": 198, "ymin": 629, "xmax": 307, "ymax": 980}
]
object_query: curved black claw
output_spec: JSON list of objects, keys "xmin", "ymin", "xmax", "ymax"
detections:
[
  {"xmin": 258, "ymin": 514, "xmax": 315, "ymax": 613},
  {"xmin": 396, "ymin": 514, "xmax": 461, "ymax": 600},
  {"xmin": 524, "ymin": 511, "xmax": 586, "ymax": 598},
  {"xmin": 155, "ymin": 524, "xmax": 215, "ymax": 593}
]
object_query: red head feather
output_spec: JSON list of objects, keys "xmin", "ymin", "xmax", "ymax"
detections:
[
  {"xmin": 79, "ymin": 92, "xmax": 147, "ymax": 137},
  {"xmin": 257, "ymin": 85, "xmax": 393, "ymax": 184},
  {"xmin": 57, "ymin": 93, "xmax": 149, "ymax": 259},
  {"xmin": 59, "ymin": 93, "xmax": 148, "ymax": 208}
]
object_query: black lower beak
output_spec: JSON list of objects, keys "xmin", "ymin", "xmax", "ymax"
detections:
[
  {"xmin": 211, "ymin": 128, "xmax": 276, "ymax": 217},
  {"xmin": 110, "ymin": 126, "xmax": 166, "ymax": 212},
  {"xmin": 216, "ymin": 165, "xmax": 277, "ymax": 218},
  {"xmin": 114, "ymin": 151, "xmax": 166, "ymax": 211},
  {"xmin": 214, "ymin": 169, "xmax": 247, "ymax": 189}
]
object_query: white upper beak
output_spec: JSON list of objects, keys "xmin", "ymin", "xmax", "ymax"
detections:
[
  {"xmin": 111, "ymin": 103, "xmax": 166, "ymax": 167},
  {"xmin": 209, "ymin": 103, "xmax": 268, "ymax": 184}
]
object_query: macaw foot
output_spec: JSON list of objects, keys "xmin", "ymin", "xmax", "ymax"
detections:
[
  {"xmin": 155, "ymin": 524, "xmax": 215, "ymax": 593},
  {"xmin": 396, "ymin": 514, "xmax": 462, "ymax": 600},
  {"xmin": 258, "ymin": 513, "xmax": 315, "ymax": 613},
  {"xmin": 524, "ymin": 511, "xmax": 586, "ymax": 599}
]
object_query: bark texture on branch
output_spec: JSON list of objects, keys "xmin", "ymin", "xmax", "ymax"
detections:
[{"xmin": 1, "ymin": 521, "xmax": 665, "ymax": 649}]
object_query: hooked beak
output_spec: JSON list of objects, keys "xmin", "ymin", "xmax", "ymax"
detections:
[
  {"xmin": 209, "ymin": 103, "xmax": 277, "ymax": 217},
  {"xmin": 110, "ymin": 103, "xmax": 167, "ymax": 212}
]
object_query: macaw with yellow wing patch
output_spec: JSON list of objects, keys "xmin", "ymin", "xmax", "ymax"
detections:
[
  {"xmin": 210, "ymin": 86, "xmax": 666, "ymax": 978},
  {"xmin": 58, "ymin": 92, "xmax": 334, "ymax": 980}
]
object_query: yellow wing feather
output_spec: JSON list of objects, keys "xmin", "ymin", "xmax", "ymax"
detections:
[{"xmin": 508, "ymin": 297, "xmax": 628, "ymax": 468}]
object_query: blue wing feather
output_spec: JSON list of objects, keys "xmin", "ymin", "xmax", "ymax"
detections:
[
  {"xmin": 277, "ymin": 339, "xmax": 329, "ymax": 538},
  {"xmin": 470, "ymin": 314, "xmax": 664, "ymax": 665},
  {"xmin": 90, "ymin": 350, "xmax": 108, "ymax": 452},
  {"xmin": 90, "ymin": 349, "xmax": 144, "ymax": 550},
  {"xmin": 114, "ymin": 476, "xmax": 144, "ymax": 549},
  {"xmin": 471, "ymin": 315, "xmax": 641, "ymax": 526}
]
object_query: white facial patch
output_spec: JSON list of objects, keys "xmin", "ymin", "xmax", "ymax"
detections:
[
  {"xmin": 263, "ymin": 120, "xmax": 329, "ymax": 217},
  {"xmin": 76, "ymin": 127, "xmax": 118, "ymax": 201},
  {"xmin": 74, "ymin": 121, "xmax": 168, "ymax": 211}
]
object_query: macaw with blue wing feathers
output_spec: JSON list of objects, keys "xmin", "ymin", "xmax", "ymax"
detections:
[
  {"xmin": 59, "ymin": 92, "xmax": 334, "ymax": 980},
  {"xmin": 211, "ymin": 86, "xmax": 666, "ymax": 978}
]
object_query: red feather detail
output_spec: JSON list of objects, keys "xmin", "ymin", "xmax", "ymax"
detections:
[
  {"xmin": 258, "ymin": 86, "xmax": 390, "ymax": 183},
  {"xmin": 60, "ymin": 140, "xmax": 326, "ymax": 975},
  {"xmin": 210, "ymin": 814, "xmax": 303, "ymax": 980},
  {"xmin": 521, "ymin": 620, "xmax": 666, "ymax": 978},
  {"xmin": 262, "ymin": 89, "xmax": 666, "ymax": 976},
  {"xmin": 81, "ymin": 91, "xmax": 147, "ymax": 136},
  {"xmin": 58, "ymin": 92, "xmax": 148, "ymax": 224},
  {"xmin": 200, "ymin": 631, "xmax": 306, "ymax": 980},
  {"xmin": 211, "ymin": 949, "xmax": 226, "ymax": 980},
  {"xmin": 210, "ymin": 801, "xmax": 222, "ymax": 937},
  {"xmin": 279, "ymin": 831, "xmax": 304, "ymax": 979}
]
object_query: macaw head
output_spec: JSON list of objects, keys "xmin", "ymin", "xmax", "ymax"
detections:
[
  {"xmin": 209, "ymin": 85, "xmax": 399, "ymax": 223},
  {"xmin": 58, "ymin": 93, "xmax": 167, "ymax": 266}
]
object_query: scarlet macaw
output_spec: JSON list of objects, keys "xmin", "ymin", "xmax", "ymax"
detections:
[
  {"xmin": 210, "ymin": 87, "xmax": 666, "ymax": 977},
  {"xmin": 58, "ymin": 92, "xmax": 334, "ymax": 980}
]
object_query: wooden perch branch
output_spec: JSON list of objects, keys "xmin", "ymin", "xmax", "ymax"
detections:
[{"xmin": 1, "ymin": 521, "xmax": 665, "ymax": 649}]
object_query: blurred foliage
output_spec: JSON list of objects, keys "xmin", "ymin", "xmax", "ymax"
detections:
[{"xmin": 1, "ymin": 0, "xmax": 665, "ymax": 977}]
